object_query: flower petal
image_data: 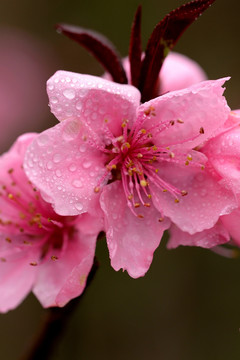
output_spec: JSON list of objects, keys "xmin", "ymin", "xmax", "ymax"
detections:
[
  {"xmin": 168, "ymin": 222, "xmax": 230, "ymax": 249},
  {"xmin": 0, "ymin": 237, "xmax": 38, "ymax": 312},
  {"xmin": 33, "ymin": 213, "xmax": 101, "ymax": 307},
  {"xmin": 160, "ymin": 52, "xmax": 207, "ymax": 93},
  {"xmin": 24, "ymin": 119, "xmax": 107, "ymax": 216},
  {"xmin": 100, "ymin": 181, "xmax": 170, "ymax": 278},
  {"xmin": 221, "ymin": 209, "xmax": 240, "ymax": 246},
  {"xmin": 47, "ymin": 71, "xmax": 140, "ymax": 135},
  {"xmin": 151, "ymin": 162, "xmax": 237, "ymax": 234},
  {"xmin": 137, "ymin": 78, "xmax": 230, "ymax": 150}
]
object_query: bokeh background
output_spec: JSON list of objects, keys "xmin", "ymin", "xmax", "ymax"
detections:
[{"xmin": 1, "ymin": 0, "xmax": 240, "ymax": 359}]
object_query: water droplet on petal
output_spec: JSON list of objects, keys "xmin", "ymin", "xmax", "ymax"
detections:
[
  {"xmin": 37, "ymin": 134, "xmax": 49, "ymax": 146},
  {"xmin": 82, "ymin": 161, "xmax": 92, "ymax": 169},
  {"xmin": 56, "ymin": 170, "xmax": 62, "ymax": 177},
  {"xmin": 69, "ymin": 164, "xmax": 77, "ymax": 172},
  {"xmin": 47, "ymin": 161, "xmax": 53, "ymax": 170},
  {"xmin": 63, "ymin": 89, "xmax": 76, "ymax": 99},
  {"xmin": 53, "ymin": 154, "xmax": 61, "ymax": 163},
  {"xmin": 79, "ymin": 144, "xmax": 86, "ymax": 153},
  {"xmin": 72, "ymin": 179, "xmax": 82, "ymax": 188},
  {"xmin": 76, "ymin": 101, "xmax": 83, "ymax": 111},
  {"xmin": 75, "ymin": 203, "xmax": 83, "ymax": 211},
  {"xmin": 51, "ymin": 97, "xmax": 58, "ymax": 104}
]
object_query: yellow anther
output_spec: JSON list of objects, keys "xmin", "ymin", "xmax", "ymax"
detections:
[
  {"xmin": 162, "ymin": 189, "xmax": 167, "ymax": 193},
  {"xmin": 185, "ymin": 160, "xmax": 189, "ymax": 166},
  {"xmin": 174, "ymin": 198, "xmax": 180, "ymax": 203},
  {"xmin": 152, "ymin": 156, "xmax": 157, "ymax": 161},
  {"xmin": 177, "ymin": 119, "xmax": 184, "ymax": 124},
  {"xmin": 181, "ymin": 190, "xmax": 188, "ymax": 196},
  {"xmin": 144, "ymin": 203, "xmax": 151, "ymax": 207},
  {"xmin": 116, "ymin": 135, "xmax": 124, "ymax": 142},
  {"xmin": 147, "ymin": 133, "xmax": 153, "ymax": 138},
  {"xmin": 5, "ymin": 237, "xmax": 11, "ymax": 243},
  {"xmin": 104, "ymin": 118, "xmax": 108, "ymax": 123},
  {"xmin": 134, "ymin": 203, "xmax": 141, "ymax": 208},
  {"xmin": 8, "ymin": 193, "xmax": 14, "ymax": 199},
  {"xmin": 128, "ymin": 170, "xmax": 133, "ymax": 176},
  {"xmin": 155, "ymin": 168, "xmax": 159, "ymax": 173},
  {"xmin": 158, "ymin": 217, "xmax": 164, "ymax": 222},
  {"xmin": 51, "ymin": 255, "xmax": 58, "ymax": 261},
  {"xmin": 187, "ymin": 155, "xmax": 193, "ymax": 161},
  {"xmin": 147, "ymin": 194, "xmax": 152, "ymax": 199},
  {"xmin": 141, "ymin": 129, "xmax": 147, "ymax": 134},
  {"xmin": 23, "ymin": 240, "xmax": 32, "ymax": 245},
  {"xmin": 128, "ymin": 194, "xmax": 133, "ymax": 200},
  {"xmin": 152, "ymin": 145, "xmax": 157, "ymax": 151},
  {"xmin": 140, "ymin": 180, "xmax": 148, "ymax": 187},
  {"xmin": 199, "ymin": 127, "xmax": 205, "ymax": 134},
  {"xmin": 30, "ymin": 262, "xmax": 38, "ymax": 266},
  {"xmin": 94, "ymin": 186, "xmax": 100, "ymax": 193},
  {"xmin": 201, "ymin": 165, "xmax": 205, "ymax": 170},
  {"xmin": 166, "ymin": 146, "xmax": 170, "ymax": 150},
  {"xmin": 111, "ymin": 164, "xmax": 117, "ymax": 170}
]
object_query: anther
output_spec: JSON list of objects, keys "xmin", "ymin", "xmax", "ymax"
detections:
[
  {"xmin": 137, "ymin": 214, "xmax": 144, "ymax": 219},
  {"xmin": 169, "ymin": 152, "xmax": 175, "ymax": 158},
  {"xmin": 199, "ymin": 127, "xmax": 205, "ymax": 134},
  {"xmin": 140, "ymin": 129, "xmax": 146, "ymax": 134},
  {"xmin": 174, "ymin": 198, "xmax": 180, "ymax": 203},
  {"xmin": 137, "ymin": 153, "xmax": 143, "ymax": 158},
  {"xmin": 158, "ymin": 217, "xmax": 164, "ymax": 222},
  {"xmin": 147, "ymin": 194, "xmax": 152, "ymax": 199},
  {"xmin": 181, "ymin": 190, "xmax": 188, "ymax": 196},
  {"xmin": 177, "ymin": 119, "xmax": 184, "ymax": 124},
  {"xmin": 94, "ymin": 186, "xmax": 100, "ymax": 193},
  {"xmin": 5, "ymin": 237, "xmax": 11, "ymax": 243},
  {"xmin": 128, "ymin": 194, "xmax": 133, "ymax": 200},
  {"xmin": 140, "ymin": 180, "xmax": 148, "ymax": 187},
  {"xmin": 144, "ymin": 203, "xmax": 151, "ymax": 207},
  {"xmin": 8, "ymin": 193, "xmax": 14, "ymax": 199},
  {"xmin": 185, "ymin": 160, "xmax": 189, "ymax": 166},
  {"xmin": 134, "ymin": 203, "xmax": 141, "ymax": 208},
  {"xmin": 170, "ymin": 120, "xmax": 175, "ymax": 126},
  {"xmin": 51, "ymin": 255, "xmax": 58, "ymax": 261},
  {"xmin": 187, "ymin": 155, "xmax": 193, "ymax": 161},
  {"xmin": 8, "ymin": 168, "xmax": 14, "ymax": 174},
  {"xmin": 30, "ymin": 262, "xmax": 38, "ymax": 266}
]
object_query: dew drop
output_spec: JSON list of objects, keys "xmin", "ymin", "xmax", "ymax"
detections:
[
  {"xmin": 75, "ymin": 203, "xmax": 83, "ymax": 211},
  {"xmin": 53, "ymin": 154, "xmax": 61, "ymax": 163},
  {"xmin": 82, "ymin": 161, "xmax": 92, "ymax": 169},
  {"xmin": 76, "ymin": 101, "xmax": 83, "ymax": 111},
  {"xmin": 48, "ymin": 84, "xmax": 54, "ymax": 91},
  {"xmin": 63, "ymin": 89, "xmax": 76, "ymax": 100},
  {"xmin": 56, "ymin": 170, "xmax": 62, "ymax": 177},
  {"xmin": 37, "ymin": 134, "xmax": 49, "ymax": 146},
  {"xmin": 79, "ymin": 144, "xmax": 86, "ymax": 153},
  {"xmin": 47, "ymin": 161, "xmax": 53, "ymax": 170},
  {"xmin": 51, "ymin": 97, "xmax": 58, "ymax": 104},
  {"xmin": 72, "ymin": 179, "xmax": 82, "ymax": 188},
  {"xmin": 69, "ymin": 164, "xmax": 77, "ymax": 172}
]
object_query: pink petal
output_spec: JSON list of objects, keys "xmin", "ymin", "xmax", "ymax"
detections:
[
  {"xmin": 151, "ymin": 162, "xmax": 237, "ymax": 234},
  {"xmin": 137, "ymin": 78, "xmax": 230, "ymax": 150},
  {"xmin": 24, "ymin": 119, "xmax": 107, "ymax": 216},
  {"xmin": 160, "ymin": 52, "xmax": 207, "ymax": 93},
  {"xmin": 203, "ymin": 121, "xmax": 240, "ymax": 194},
  {"xmin": 168, "ymin": 222, "xmax": 230, "ymax": 249},
  {"xmin": 100, "ymin": 181, "xmax": 170, "ymax": 278},
  {"xmin": 221, "ymin": 209, "xmax": 240, "ymax": 246},
  {"xmin": 47, "ymin": 71, "xmax": 140, "ymax": 135},
  {"xmin": 0, "ymin": 237, "xmax": 38, "ymax": 312},
  {"xmin": 33, "ymin": 213, "xmax": 101, "ymax": 307}
]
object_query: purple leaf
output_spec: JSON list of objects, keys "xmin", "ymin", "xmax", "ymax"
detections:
[
  {"xmin": 139, "ymin": 0, "xmax": 216, "ymax": 102},
  {"xmin": 129, "ymin": 5, "xmax": 142, "ymax": 87},
  {"xmin": 56, "ymin": 23, "xmax": 128, "ymax": 84}
]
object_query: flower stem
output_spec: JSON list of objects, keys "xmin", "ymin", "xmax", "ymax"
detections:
[{"xmin": 20, "ymin": 257, "xmax": 99, "ymax": 360}]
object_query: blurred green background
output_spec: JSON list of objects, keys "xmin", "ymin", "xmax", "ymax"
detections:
[{"xmin": 1, "ymin": 0, "xmax": 240, "ymax": 359}]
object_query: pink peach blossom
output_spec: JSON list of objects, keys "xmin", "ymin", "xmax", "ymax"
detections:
[
  {"xmin": 0, "ymin": 134, "xmax": 102, "ymax": 312},
  {"xmin": 168, "ymin": 111, "xmax": 240, "ymax": 250},
  {"xmin": 105, "ymin": 52, "xmax": 207, "ymax": 94},
  {"xmin": 24, "ymin": 71, "xmax": 236, "ymax": 278}
]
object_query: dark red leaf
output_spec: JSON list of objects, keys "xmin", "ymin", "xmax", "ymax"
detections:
[
  {"xmin": 129, "ymin": 5, "xmax": 142, "ymax": 87},
  {"xmin": 56, "ymin": 23, "xmax": 128, "ymax": 84},
  {"xmin": 139, "ymin": 0, "xmax": 216, "ymax": 102}
]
